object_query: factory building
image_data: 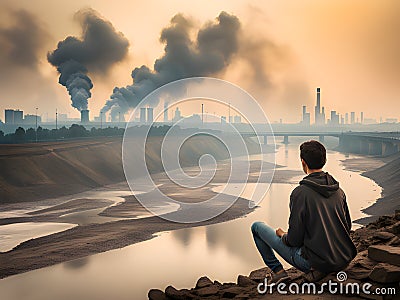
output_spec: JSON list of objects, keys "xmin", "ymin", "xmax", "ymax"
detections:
[
  {"xmin": 301, "ymin": 105, "xmax": 310, "ymax": 126},
  {"xmin": 140, "ymin": 108, "xmax": 146, "ymax": 123},
  {"xmin": 147, "ymin": 107, "xmax": 154, "ymax": 123},
  {"xmin": 5, "ymin": 109, "xmax": 23, "ymax": 124}
]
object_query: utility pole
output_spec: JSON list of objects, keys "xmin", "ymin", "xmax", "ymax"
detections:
[
  {"xmin": 228, "ymin": 103, "xmax": 231, "ymax": 123},
  {"xmin": 201, "ymin": 103, "xmax": 204, "ymax": 125},
  {"xmin": 35, "ymin": 107, "xmax": 38, "ymax": 142}
]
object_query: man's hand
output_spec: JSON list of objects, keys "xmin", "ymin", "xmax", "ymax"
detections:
[{"xmin": 275, "ymin": 228, "xmax": 287, "ymax": 237}]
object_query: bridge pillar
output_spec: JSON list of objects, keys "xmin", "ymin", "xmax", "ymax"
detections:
[
  {"xmin": 360, "ymin": 140, "xmax": 369, "ymax": 155},
  {"xmin": 382, "ymin": 142, "xmax": 398, "ymax": 156},
  {"xmin": 339, "ymin": 134, "xmax": 355, "ymax": 152},
  {"xmin": 283, "ymin": 135, "xmax": 289, "ymax": 144},
  {"xmin": 368, "ymin": 142, "xmax": 382, "ymax": 156},
  {"xmin": 347, "ymin": 139, "xmax": 361, "ymax": 153},
  {"xmin": 338, "ymin": 135, "xmax": 346, "ymax": 151},
  {"xmin": 318, "ymin": 135, "xmax": 325, "ymax": 143}
]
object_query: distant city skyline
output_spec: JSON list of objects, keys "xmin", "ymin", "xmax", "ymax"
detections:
[
  {"xmin": 2, "ymin": 85, "xmax": 398, "ymax": 128},
  {"xmin": 300, "ymin": 88, "xmax": 390, "ymax": 126}
]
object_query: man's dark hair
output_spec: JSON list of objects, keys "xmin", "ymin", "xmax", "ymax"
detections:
[{"xmin": 300, "ymin": 140, "xmax": 326, "ymax": 169}]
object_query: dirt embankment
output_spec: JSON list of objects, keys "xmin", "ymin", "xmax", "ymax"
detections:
[
  {"xmin": 361, "ymin": 154, "xmax": 400, "ymax": 218},
  {"xmin": 339, "ymin": 151, "xmax": 400, "ymax": 224},
  {"xmin": 0, "ymin": 135, "xmax": 253, "ymax": 205},
  {"xmin": 0, "ymin": 138, "xmax": 125, "ymax": 204}
]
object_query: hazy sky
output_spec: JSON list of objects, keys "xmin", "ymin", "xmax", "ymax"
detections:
[{"xmin": 0, "ymin": 0, "xmax": 399, "ymax": 123}]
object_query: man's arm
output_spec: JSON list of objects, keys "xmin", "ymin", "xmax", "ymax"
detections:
[
  {"xmin": 281, "ymin": 188, "xmax": 306, "ymax": 247},
  {"xmin": 342, "ymin": 193, "xmax": 352, "ymax": 234}
]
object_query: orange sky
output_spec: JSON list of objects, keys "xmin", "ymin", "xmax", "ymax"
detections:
[{"xmin": 0, "ymin": 0, "xmax": 399, "ymax": 123}]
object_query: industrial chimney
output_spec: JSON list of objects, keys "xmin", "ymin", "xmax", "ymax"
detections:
[{"xmin": 81, "ymin": 109, "xmax": 89, "ymax": 123}]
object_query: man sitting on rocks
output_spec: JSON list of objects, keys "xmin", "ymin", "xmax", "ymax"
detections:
[{"xmin": 251, "ymin": 140, "xmax": 357, "ymax": 284}]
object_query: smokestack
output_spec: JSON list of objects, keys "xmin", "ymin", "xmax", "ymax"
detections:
[
  {"xmin": 147, "ymin": 107, "xmax": 154, "ymax": 124},
  {"xmin": 316, "ymin": 87, "xmax": 321, "ymax": 109},
  {"xmin": 81, "ymin": 109, "xmax": 89, "ymax": 123}
]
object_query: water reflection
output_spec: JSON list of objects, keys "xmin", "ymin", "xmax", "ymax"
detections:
[
  {"xmin": 63, "ymin": 257, "xmax": 90, "ymax": 270},
  {"xmin": 172, "ymin": 228, "xmax": 193, "ymax": 247}
]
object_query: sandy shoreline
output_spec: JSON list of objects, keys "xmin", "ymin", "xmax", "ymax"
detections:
[{"xmin": 340, "ymin": 153, "xmax": 400, "ymax": 224}]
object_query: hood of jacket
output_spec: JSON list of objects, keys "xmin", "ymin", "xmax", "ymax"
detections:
[{"xmin": 300, "ymin": 171, "xmax": 339, "ymax": 198}]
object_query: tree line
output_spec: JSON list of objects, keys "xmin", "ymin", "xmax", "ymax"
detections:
[{"xmin": 0, "ymin": 124, "xmax": 174, "ymax": 144}]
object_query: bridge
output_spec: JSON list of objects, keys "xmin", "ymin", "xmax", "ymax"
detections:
[
  {"xmin": 240, "ymin": 131, "xmax": 341, "ymax": 145},
  {"xmin": 338, "ymin": 132, "xmax": 400, "ymax": 156},
  {"xmin": 240, "ymin": 131, "xmax": 400, "ymax": 156}
]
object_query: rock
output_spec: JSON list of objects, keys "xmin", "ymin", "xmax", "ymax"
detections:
[
  {"xmin": 248, "ymin": 267, "xmax": 269, "ymax": 282},
  {"xmin": 233, "ymin": 294, "xmax": 250, "ymax": 300},
  {"xmin": 213, "ymin": 280, "xmax": 222, "ymax": 286},
  {"xmin": 388, "ymin": 236, "xmax": 400, "ymax": 246},
  {"xmin": 395, "ymin": 210, "xmax": 400, "ymax": 221},
  {"xmin": 345, "ymin": 251, "xmax": 379, "ymax": 280},
  {"xmin": 345, "ymin": 266, "xmax": 371, "ymax": 280},
  {"xmin": 388, "ymin": 221, "xmax": 400, "ymax": 234},
  {"xmin": 369, "ymin": 263, "xmax": 400, "ymax": 283},
  {"xmin": 373, "ymin": 231, "xmax": 395, "ymax": 241},
  {"xmin": 194, "ymin": 285, "xmax": 219, "ymax": 297},
  {"xmin": 237, "ymin": 275, "xmax": 255, "ymax": 287},
  {"xmin": 222, "ymin": 282, "xmax": 236, "ymax": 287},
  {"xmin": 286, "ymin": 267, "xmax": 304, "ymax": 281},
  {"xmin": 372, "ymin": 216, "xmax": 396, "ymax": 229},
  {"xmin": 195, "ymin": 276, "xmax": 213, "ymax": 289},
  {"xmin": 368, "ymin": 245, "xmax": 400, "ymax": 266},
  {"xmin": 165, "ymin": 286, "xmax": 193, "ymax": 300},
  {"xmin": 221, "ymin": 286, "xmax": 243, "ymax": 298},
  {"xmin": 148, "ymin": 289, "xmax": 168, "ymax": 300}
]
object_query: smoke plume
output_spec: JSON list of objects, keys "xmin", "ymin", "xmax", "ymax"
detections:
[
  {"xmin": 0, "ymin": 9, "xmax": 50, "ymax": 70},
  {"xmin": 48, "ymin": 9, "xmax": 129, "ymax": 111},
  {"xmin": 101, "ymin": 11, "xmax": 240, "ymax": 117}
]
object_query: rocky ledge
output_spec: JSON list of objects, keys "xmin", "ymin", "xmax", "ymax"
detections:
[{"xmin": 149, "ymin": 211, "xmax": 400, "ymax": 299}]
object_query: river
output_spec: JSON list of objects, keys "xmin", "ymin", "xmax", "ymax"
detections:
[{"xmin": 0, "ymin": 138, "xmax": 382, "ymax": 300}]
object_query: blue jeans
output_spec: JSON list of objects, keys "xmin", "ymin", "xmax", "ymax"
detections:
[{"xmin": 251, "ymin": 221, "xmax": 311, "ymax": 273}]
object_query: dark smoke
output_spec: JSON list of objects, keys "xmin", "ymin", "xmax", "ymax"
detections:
[
  {"xmin": 48, "ymin": 9, "xmax": 129, "ymax": 111},
  {"xmin": 0, "ymin": 9, "xmax": 50, "ymax": 69},
  {"xmin": 101, "ymin": 11, "xmax": 240, "ymax": 117}
]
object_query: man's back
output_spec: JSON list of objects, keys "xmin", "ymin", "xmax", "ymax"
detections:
[{"xmin": 282, "ymin": 171, "xmax": 357, "ymax": 273}]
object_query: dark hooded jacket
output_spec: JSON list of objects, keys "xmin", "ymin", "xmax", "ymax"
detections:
[{"xmin": 282, "ymin": 171, "xmax": 357, "ymax": 273}]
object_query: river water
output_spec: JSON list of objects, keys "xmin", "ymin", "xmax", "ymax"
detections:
[{"xmin": 0, "ymin": 139, "xmax": 382, "ymax": 300}]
